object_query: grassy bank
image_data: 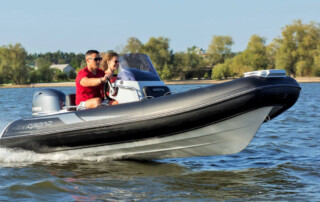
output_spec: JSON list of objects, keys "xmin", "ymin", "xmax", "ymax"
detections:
[{"xmin": 0, "ymin": 77, "xmax": 319, "ymax": 88}]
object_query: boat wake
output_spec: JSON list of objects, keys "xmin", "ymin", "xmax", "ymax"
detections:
[{"xmin": 0, "ymin": 147, "xmax": 120, "ymax": 165}]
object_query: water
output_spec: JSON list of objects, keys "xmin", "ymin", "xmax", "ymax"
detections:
[{"xmin": 0, "ymin": 83, "xmax": 319, "ymax": 201}]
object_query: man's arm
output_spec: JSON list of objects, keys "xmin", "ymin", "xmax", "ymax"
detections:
[{"xmin": 79, "ymin": 76, "xmax": 107, "ymax": 87}]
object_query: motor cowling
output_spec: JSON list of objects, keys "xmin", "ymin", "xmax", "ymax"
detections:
[{"xmin": 32, "ymin": 89, "xmax": 66, "ymax": 116}]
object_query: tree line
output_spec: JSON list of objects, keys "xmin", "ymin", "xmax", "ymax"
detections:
[
  {"xmin": 210, "ymin": 20, "xmax": 320, "ymax": 80},
  {"xmin": 0, "ymin": 46, "xmax": 85, "ymax": 84},
  {"xmin": 1, "ymin": 20, "xmax": 319, "ymax": 85}
]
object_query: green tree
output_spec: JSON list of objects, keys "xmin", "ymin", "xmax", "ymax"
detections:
[
  {"xmin": 143, "ymin": 37, "xmax": 171, "ymax": 73},
  {"xmin": 160, "ymin": 63, "xmax": 172, "ymax": 80},
  {"xmin": 78, "ymin": 60, "xmax": 87, "ymax": 71},
  {"xmin": 70, "ymin": 54, "xmax": 85, "ymax": 70},
  {"xmin": 172, "ymin": 47, "xmax": 206, "ymax": 79},
  {"xmin": 207, "ymin": 35, "xmax": 234, "ymax": 65},
  {"xmin": 203, "ymin": 72, "xmax": 209, "ymax": 79},
  {"xmin": 122, "ymin": 37, "xmax": 144, "ymax": 53},
  {"xmin": 28, "ymin": 51, "xmax": 85, "ymax": 71},
  {"xmin": 56, "ymin": 71, "xmax": 68, "ymax": 81},
  {"xmin": 211, "ymin": 59, "xmax": 232, "ymax": 80},
  {"xmin": 312, "ymin": 46, "xmax": 320, "ymax": 76},
  {"xmin": 225, "ymin": 35, "xmax": 268, "ymax": 77},
  {"xmin": 266, "ymin": 41, "xmax": 278, "ymax": 69},
  {"xmin": 26, "ymin": 53, "xmax": 38, "ymax": 66},
  {"xmin": 29, "ymin": 70, "xmax": 39, "ymax": 83},
  {"xmin": 186, "ymin": 47, "xmax": 206, "ymax": 79},
  {"xmin": 275, "ymin": 20, "xmax": 320, "ymax": 76},
  {"xmin": 172, "ymin": 52, "xmax": 187, "ymax": 79},
  {"xmin": 36, "ymin": 58, "xmax": 53, "ymax": 82},
  {"xmin": 68, "ymin": 70, "xmax": 77, "ymax": 80},
  {"xmin": 242, "ymin": 34, "xmax": 268, "ymax": 70},
  {"xmin": 228, "ymin": 53, "xmax": 252, "ymax": 77},
  {"xmin": 0, "ymin": 43, "xmax": 28, "ymax": 84}
]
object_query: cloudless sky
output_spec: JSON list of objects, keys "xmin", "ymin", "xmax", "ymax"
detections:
[{"xmin": 1, "ymin": 0, "xmax": 319, "ymax": 54}]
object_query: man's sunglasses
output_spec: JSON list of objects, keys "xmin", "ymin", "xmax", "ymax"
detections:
[{"xmin": 89, "ymin": 57, "xmax": 102, "ymax": 62}]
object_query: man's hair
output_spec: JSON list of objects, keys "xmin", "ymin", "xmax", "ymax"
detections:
[{"xmin": 85, "ymin": 50, "xmax": 99, "ymax": 59}]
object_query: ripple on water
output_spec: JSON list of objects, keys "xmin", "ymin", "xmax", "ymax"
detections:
[{"xmin": 0, "ymin": 84, "xmax": 319, "ymax": 200}]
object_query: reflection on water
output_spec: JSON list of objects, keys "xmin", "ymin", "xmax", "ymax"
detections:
[
  {"xmin": 0, "ymin": 83, "xmax": 319, "ymax": 200},
  {"xmin": 1, "ymin": 158, "xmax": 316, "ymax": 201}
]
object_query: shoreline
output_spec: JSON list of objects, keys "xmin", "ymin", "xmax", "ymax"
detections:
[{"xmin": 0, "ymin": 77, "xmax": 319, "ymax": 88}]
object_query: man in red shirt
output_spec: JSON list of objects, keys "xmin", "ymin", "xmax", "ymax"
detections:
[{"xmin": 76, "ymin": 50, "xmax": 108, "ymax": 109}]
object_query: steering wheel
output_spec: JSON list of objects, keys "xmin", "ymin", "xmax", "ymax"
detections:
[{"xmin": 103, "ymin": 76, "xmax": 118, "ymax": 101}]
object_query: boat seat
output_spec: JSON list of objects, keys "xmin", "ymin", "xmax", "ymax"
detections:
[
  {"xmin": 142, "ymin": 86, "xmax": 171, "ymax": 99},
  {"xmin": 65, "ymin": 94, "xmax": 77, "ymax": 111}
]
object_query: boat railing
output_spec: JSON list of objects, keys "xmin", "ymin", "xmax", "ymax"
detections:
[
  {"xmin": 65, "ymin": 105, "xmax": 78, "ymax": 111},
  {"xmin": 140, "ymin": 96, "xmax": 155, "ymax": 101}
]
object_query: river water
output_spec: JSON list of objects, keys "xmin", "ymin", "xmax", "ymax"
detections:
[{"xmin": 0, "ymin": 83, "xmax": 319, "ymax": 201}]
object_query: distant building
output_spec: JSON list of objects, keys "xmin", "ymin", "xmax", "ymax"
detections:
[
  {"xmin": 50, "ymin": 64, "xmax": 75, "ymax": 76},
  {"xmin": 194, "ymin": 47, "xmax": 206, "ymax": 57}
]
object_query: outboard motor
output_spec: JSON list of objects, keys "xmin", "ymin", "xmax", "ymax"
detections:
[{"xmin": 32, "ymin": 89, "xmax": 66, "ymax": 116}]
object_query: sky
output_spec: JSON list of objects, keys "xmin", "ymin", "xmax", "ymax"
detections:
[{"xmin": 1, "ymin": 0, "xmax": 319, "ymax": 54}]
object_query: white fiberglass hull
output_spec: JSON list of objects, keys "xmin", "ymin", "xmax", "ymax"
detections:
[{"xmin": 59, "ymin": 107, "xmax": 272, "ymax": 160}]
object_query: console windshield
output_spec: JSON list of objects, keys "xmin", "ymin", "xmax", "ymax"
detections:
[{"xmin": 118, "ymin": 53, "xmax": 161, "ymax": 81}]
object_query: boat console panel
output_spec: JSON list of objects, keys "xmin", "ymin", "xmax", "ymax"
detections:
[{"xmin": 143, "ymin": 86, "xmax": 170, "ymax": 98}]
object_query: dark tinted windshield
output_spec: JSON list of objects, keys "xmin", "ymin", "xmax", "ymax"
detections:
[{"xmin": 118, "ymin": 53, "xmax": 161, "ymax": 81}]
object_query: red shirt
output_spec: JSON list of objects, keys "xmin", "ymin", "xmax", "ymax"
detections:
[{"xmin": 75, "ymin": 67, "xmax": 105, "ymax": 105}]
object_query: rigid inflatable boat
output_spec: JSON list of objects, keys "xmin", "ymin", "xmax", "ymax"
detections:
[{"xmin": 0, "ymin": 54, "xmax": 301, "ymax": 160}]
